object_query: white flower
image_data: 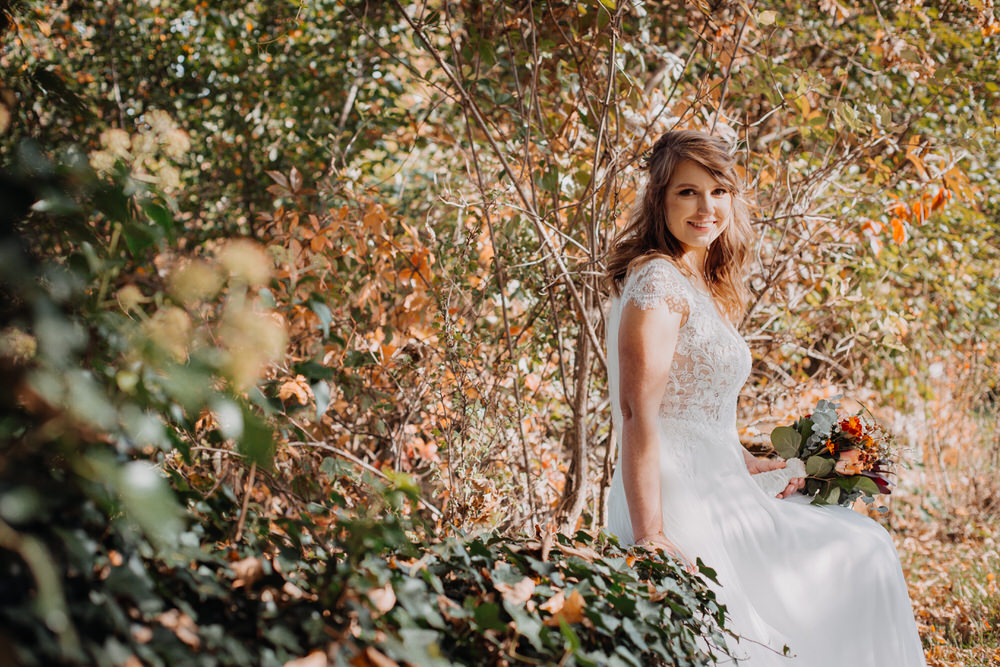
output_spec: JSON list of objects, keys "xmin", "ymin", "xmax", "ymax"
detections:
[
  {"xmin": 89, "ymin": 150, "xmax": 115, "ymax": 172},
  {"xmin": 217, "ymin": 240, "xmax": 272, "ymax": 286},
  {"xmin": 99, "ymin": 129, "xmax": 132, "ymax": 158},
  {"xmin": 145, "ymin": 109, "xmax": 177, "ymax": 136},
  {"xmin": 163, "ymin": 128, "xmax": 191, "ymax": 158}
]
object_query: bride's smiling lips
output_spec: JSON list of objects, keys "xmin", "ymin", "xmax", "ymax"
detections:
[{"xmin": 688, "ymin": 219, "xmax": 717, "ymax": 229}]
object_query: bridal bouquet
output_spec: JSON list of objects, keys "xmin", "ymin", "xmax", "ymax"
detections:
[{"xmin": 769, "ymin": 397, "xmax": 895, "ymax": 508}]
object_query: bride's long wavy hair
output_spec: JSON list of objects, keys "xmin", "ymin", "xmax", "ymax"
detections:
[{"xmin": 606, "ymin": 130, "xmax": 753, "ymax": 321}]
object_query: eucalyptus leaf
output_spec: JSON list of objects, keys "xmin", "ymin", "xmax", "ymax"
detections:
[
  {"xmin": 805, "ymin": 455, "xmax": 834, "ymax": 477},
  {"xmin": 770, "ymin": 426, "xmax": 803, "ymax": 459}
]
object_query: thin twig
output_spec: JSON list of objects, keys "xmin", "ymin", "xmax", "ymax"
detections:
[{"xmin": 234, "ymin": 461, "xmax": 256, "ymax": 543}]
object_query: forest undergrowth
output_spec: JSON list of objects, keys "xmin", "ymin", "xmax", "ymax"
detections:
[{"xmin": 870, "ymin": 361, "xmax": 1000, "ymax": 667}]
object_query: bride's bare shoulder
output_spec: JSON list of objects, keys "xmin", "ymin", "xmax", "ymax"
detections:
[
  {"xmin": 622, "ymin": 255, "xmax": 693, "ymax": 294},
  {"xmin": 626, "ymin": 253, "xmax": 684, "ymax": 279}
]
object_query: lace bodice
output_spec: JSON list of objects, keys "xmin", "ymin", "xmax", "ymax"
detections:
[{"xmin": 610, "ymin": 257, "xmax": 752, "ymax": 430}]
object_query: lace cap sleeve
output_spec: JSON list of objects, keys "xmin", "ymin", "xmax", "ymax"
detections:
[{"xmin": 621, "ymin": 258, "xmax": 691, "ymax": 323}]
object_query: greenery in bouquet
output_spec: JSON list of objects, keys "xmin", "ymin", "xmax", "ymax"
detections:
[{"xmin": 769, "ymin": 398, "xmax": 895, "ymax": 509}]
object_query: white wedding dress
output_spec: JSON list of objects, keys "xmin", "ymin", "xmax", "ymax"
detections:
[{"xmin": 606, "ymin": 258, "xmax": 926, "ymax": 666}]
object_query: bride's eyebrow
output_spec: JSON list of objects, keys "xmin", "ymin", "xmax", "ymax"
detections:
[{"xmin": 672, "ymin": 182, "xmax": 720, "ymax": 189}]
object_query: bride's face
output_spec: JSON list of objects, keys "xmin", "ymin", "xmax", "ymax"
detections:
[{"xmin": 663, "ymin": 159, "xmax": 733, "ymax": 253}]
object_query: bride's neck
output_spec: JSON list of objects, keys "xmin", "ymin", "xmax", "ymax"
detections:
[{"xmin": 677, "ymin": 249, "xmax": 708, "ymax": 279}]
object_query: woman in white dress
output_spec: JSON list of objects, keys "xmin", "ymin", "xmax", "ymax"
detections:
[{"xmin": 604, "ymin": 130, "xmax": 926, "ymax": 665}]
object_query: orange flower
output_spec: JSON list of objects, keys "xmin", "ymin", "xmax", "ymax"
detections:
[{"xmin": 840, "ymin": 416, "xmax": 864, "ymax": 440}]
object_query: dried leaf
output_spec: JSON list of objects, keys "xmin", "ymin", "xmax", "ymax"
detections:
[
  {"xmin": 539, "ymin": 589, "xmax": 564, "ymax": 615},
  {"xmin": 557, "ymin": 543, "xmax": 601, "ymax": 562},
  {"xmin": 542, "ymin": 589, "xmax": 585, "ymax": 627},
  {"xmin": 367, "ymin": 582, "xmax": 396, "ymax": 615},
  {"xmin": 284, "ymin": 651, "xmax": 327, "ymax": 667},
  {"xmin": 350, "ymin": 646, "xmax": 399, "ymax": 667},
  {"xmin": 278, "ymin": 375, "xmax": 313, "ymax": 406},
  {"xmin": 495, "ymin": 576, "xmax": 535, "ymax": 605},
  {"xmin": 362, "ymin": 205, "xmax": 385, "ymax": 236},
  {"xmin": 157, "ymin": 609, "xmax": 200, "ymax": 649},
  {"xmin": 232, "ymin": 556, "xmax": 264, "ymax": 588}
]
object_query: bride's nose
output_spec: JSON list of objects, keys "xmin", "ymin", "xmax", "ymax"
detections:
[{"xmin": 697, "ymin": 192, "xmax": 712, "ymax": 212}]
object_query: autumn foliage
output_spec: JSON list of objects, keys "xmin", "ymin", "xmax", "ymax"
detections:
[{"xmin": 2, "ymin": 0, "xmax": 999, "ymax": 665}]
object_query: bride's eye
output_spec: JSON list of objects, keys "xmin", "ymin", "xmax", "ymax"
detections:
[
  {"xmin": 678, "ymin": 188, "xmax": 696, "ymax": 196},
  {"xmin": 712, "ymin": 188, "xmax": 729, "ymax": 196}
]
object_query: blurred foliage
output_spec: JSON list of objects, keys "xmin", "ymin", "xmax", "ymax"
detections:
[{"xmin": 2, "ymin": 0, "xmax": 1000, "ymax": 663}]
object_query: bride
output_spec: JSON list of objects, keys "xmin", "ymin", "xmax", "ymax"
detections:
[{"xmin": 603, "ymin": 130, "xmax": 926, "ymax": 665}]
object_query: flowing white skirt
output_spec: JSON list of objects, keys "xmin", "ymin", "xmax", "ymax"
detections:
[{"xmin": 607, "ymin": 417, "xmax": 926, "ymax": 666}]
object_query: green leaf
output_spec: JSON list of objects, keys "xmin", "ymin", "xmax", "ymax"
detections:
[
  {"xmin": 120, "ymin": 219, "xmax": 158, "ymax": 256},
  {"xmin": 237, "ymin": 404, "xmax": 275, "ymax": 470},
  {"xmin": 141, "ymin": 201, "xmax": 175, "ymax": 244},
  {"xmin": 805, "ymin": 455, "xmax": 834, "ymax": 477},
  {"xmin": 313, "ymin": 380, "xmax": 331, "ymax": 420},
  {"xmin": 770, "ymin": 426, "xmax": 802, "ymax": 459},
  {"xmin": 558, "ymin": 615, "xmax": 582, "ymax": 651},
  {"xmin": 853, "ymin": 476, "xmax": 881, "ymax": 496},
  {"xmin": 115, "ymin": 459, "xmax": 185, "ymax": 548},
  {"xmin": 473, "ymin": 602, "xmax": 507, "ymax": 631},
  {"xmin": 309, "ymin": 300, "xmax": 332, "ymax": 337}
]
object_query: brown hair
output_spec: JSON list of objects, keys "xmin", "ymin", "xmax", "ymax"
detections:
[{"xmin": 606, "ymin": 130, "xmax": 752, "ymax": 321}]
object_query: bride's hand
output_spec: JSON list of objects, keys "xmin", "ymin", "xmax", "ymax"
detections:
[
  {"xmin": 777, "ymin": 476, "xmax": 806, "ymax": 499},
  {"xmin": 635, "ymin": 532, "xmax": 696, "ymax": 572},
  {"xmin": 744, "ymin": 454, "xmax": 806, "ymax": 499}
]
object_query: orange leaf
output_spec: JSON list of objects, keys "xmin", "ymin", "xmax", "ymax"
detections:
[
  {"xmin": 362, "ymin": 205, "xmax": 386, "ymax": 236},
  {"xmin": 930, "ymin": 187, "xmax": 949, "ymax": 211},
  {"xmin": 890, "ymin": 218, "xmax": 906, "ymax": 244},
  {"xmin": 904, "ymin": 136, "xmax": 929, "ymax": 180}
]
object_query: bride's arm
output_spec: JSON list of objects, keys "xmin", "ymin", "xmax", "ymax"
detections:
[{"xmin": 618, "ymin": 301, "xmax": 684, "ymax": 549}]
